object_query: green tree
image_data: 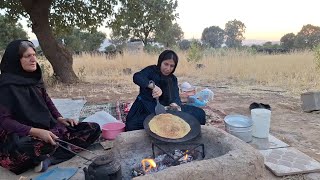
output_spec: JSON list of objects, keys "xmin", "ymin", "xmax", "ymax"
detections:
[
  {"xmin": 280, "ymin": 33, "xmax": 296, "ymax": 50},
  {"xmin": 0, "ymin": 0, "xmax": 118, "ymax": 83},
  {"xmin": 262, "ymin": 41, "xmax": 273, "ymax": 48},
  {"xmin": 0, "ymin": 15, "xmax": 28, "ymax": 50},
  {"xmin": 201, "ymin": 26, "xmax": 224, "ymax": 48},
  {"xmin": 178, "ymin": 39, "xmax": 191, "ymax": 50},
  {"xmin": 58, "ymin": 29, "xmax": 84, "ymax": 53},
  {"xmin": 187, "ymin": 39, "xmax": 203, "ymax": 62},
  {"xmin": 108, "ymin": 0, "xmax": 178, "ymax": 45},
  {"xmin": 224, "ymin": 19, "xmax": 246, "ymax": 48},
  {"xmin": 82, "ymin": 30, "xmax": 106, "ymax": 52},
  {"xmin": 155, "ymin": 22, "xmax": 183, "ymax": 47},
  {"xmin": 58, "ymin": 29, "xmax": 106, "ymax": 52},
  {"xmin": 294, "ymin": 24, "xmax": 320, "ymax": 49},
  {"xmin": 105, "ymin": 44, "xmax": 116, "ymax": 52}
]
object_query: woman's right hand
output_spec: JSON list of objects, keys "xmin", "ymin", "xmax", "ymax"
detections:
[
  {"xmin": 29, "ymin": 128, "xmax": 58, "ymax": 145},
  {"xmin": 152, "ymin": 85, "xmax": 162, "ymax": 98}
]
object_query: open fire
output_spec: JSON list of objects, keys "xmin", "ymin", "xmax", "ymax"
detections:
[{"xmin": 132, "ymin": 143, "xmax": 205, "ymax": 177}]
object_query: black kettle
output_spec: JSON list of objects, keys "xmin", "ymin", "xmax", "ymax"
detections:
[{"xmin": 83, "ymin": 152, "xmax": 121, "ymax": 180}]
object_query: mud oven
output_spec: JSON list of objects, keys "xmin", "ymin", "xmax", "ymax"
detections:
[{"xmin": 112, "ymin": 126, "xmax": 265, "ymax": 180}]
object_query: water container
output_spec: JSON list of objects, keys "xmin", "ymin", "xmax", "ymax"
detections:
[
  {"xmin": 224, "ymin": 115, "xmax": 253, "ymax": 142},
  {"xmin": 251, "ymin": 109, "xmax": 271, "ymax": 138}
]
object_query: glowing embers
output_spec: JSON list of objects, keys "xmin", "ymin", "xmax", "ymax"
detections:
[{"xmin": 132, "ymin": 143, "xmax": 205, "ymax": 177}]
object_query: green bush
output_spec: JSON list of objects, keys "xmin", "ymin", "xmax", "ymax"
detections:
[
  {"xmin": 144, "ymin": 44, "xmax": 164, "ymax": 54},
  {"xmin": 187, "ymin": 40, "xmax": 203, "ymax": 62}
]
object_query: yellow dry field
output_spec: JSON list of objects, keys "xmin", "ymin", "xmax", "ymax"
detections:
[{"xmin": 39, "ymin": 50, "xmax": 319, "ymax": 97}]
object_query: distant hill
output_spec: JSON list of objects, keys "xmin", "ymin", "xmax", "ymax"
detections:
[{"xmin": 242, "ymin": 39, "xmax": 280, "ymax": 46}]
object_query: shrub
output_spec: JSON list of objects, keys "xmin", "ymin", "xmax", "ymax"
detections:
[{"xmin": 187, "ymin": 40, "xmax": 203, "ymax": 62}]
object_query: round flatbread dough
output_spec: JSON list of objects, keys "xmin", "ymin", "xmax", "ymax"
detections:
[{"xmin": 148, "ymin": 113, "xmax": 191, "ymax": 139}]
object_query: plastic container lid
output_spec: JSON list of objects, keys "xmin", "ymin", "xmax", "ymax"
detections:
[{"xmin": 181, "ymin": 82, "xmax": 195, "ymax": 92}]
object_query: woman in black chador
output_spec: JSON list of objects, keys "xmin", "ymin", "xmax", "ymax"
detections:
[
  {"xmin": 0, "ymin": 40, "xmax": 101, "ymax": 174},
  {"xmin": 126, "ymin": 50, "xmax": 206, "ymax": 131}
]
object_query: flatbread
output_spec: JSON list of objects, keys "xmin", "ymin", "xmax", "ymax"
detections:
[{"xmin": 148, "ymin": 113, "xmax": 191, "ymax": 139}]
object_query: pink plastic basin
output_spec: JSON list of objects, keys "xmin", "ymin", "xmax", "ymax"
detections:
[{"xmin": 102, "ymin": 122, "xmax": 125, "ymax": 140}]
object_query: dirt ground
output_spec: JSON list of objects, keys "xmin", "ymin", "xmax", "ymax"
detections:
[{"xmin": 47, "ymin": 82, "xmax": 320, "ymax": 180}]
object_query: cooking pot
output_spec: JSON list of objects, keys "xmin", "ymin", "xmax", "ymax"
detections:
[{"xmin": 143, "ymin": 110, "xmax": 201, "ymax": 143}]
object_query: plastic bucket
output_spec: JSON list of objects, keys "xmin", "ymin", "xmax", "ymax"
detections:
[
  {"xmin": 251, "ymin": 109, "xmax": 271, "ymax": 138},
  {"xmin": 102, "ymin": 122, "xmax": 125, "ymax": 140}
]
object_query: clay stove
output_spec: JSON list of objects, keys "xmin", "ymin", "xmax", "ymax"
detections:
[{"xmin": 112, "ymin": 126, "xmax": 265, "ymax": 180}]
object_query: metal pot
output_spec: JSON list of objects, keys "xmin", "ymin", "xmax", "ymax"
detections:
[{"xmin": 224, "ymin": 114, "xmax": 253, "ymax": 142}]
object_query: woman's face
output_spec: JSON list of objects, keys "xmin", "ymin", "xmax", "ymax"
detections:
[
  {"xmin": 160, "ymin": 59, "xmax": 175, "ymax": 76},
  {"xmin": 20, "ymin": 47, "xmax": 37, "ymax": 72}
]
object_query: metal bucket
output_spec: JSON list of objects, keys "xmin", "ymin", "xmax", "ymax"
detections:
[{"xmin": 224, "ymin": 115, "xmax": 253, "ymax": 142}]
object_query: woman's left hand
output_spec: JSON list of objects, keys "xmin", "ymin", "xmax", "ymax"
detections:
[{"xmin": 57, "ymin": 117, "xmax": 78, "ymax": 127}]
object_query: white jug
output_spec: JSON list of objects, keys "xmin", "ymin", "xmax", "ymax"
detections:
[{"xmin": 251, "ymin": 108, "xmax": 271, "ymax": 138}]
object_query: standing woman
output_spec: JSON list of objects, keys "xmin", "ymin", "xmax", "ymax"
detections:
[
  {"xmin": 0, "ymin": 40, "xmax": 101, "ymax": 174},
  {"xmin": 126, "ymin": 50, "xmax": 206, "ymax": 131}
]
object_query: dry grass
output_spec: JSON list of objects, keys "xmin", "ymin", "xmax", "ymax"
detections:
[{"xmin": 40, "ymin": 50, "xmax": 319, "ymax": 95}]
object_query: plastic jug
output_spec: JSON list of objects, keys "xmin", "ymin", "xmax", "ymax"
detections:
[
  {"xmin": 251, "ymin": 108, "xmax": 271, "ymax": 138},
  {"xmin": 195, "ymin": 88, "xmax": 214, "ymax": 103}
]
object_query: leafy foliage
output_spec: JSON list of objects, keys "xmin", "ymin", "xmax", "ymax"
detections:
[
  {"xmin": 155, "ymin": 22, "xmax": 183, "ymax": 47},
  {"xmin": 0, "ymin": 0, "xmax": 119, "ymax": 36},
  {"xmin": 187, "ymin": 40, "xmax": 203, "ymax": 62},
  {"xmin": 0, "ymin": 15, "xmax": 28, "ymax": 50},
  {"xmin": 280, "ymin": 33, "xmax": 296, "ymax": 50},
  {"xmin": 224, "ymin": 19, "xmax": 246, "ymax": 48},
  {"xmin": 294, "ymin": 24, "xmax": 320, "ymax": 49},
  {"xmin": 57, "ymin": 29, "xmax": 106, "ymax": 52},
  {"xmin": 201, "ymin": 26, "xmax": 224, "ymax": 48},
  {"xmin": 178, "ymin": 39, "xmax": 191, "ymax": 50},
  {"xmin": 0, "ymin": 0, "xmax": 119, "ymax": 83},
  {"xmin": 105, "ymin": 44, "xmax": 116, "ymax": 52},
  {"xmin": 108, "ymin": 0, "xmax": 178, "ymax": 45}
]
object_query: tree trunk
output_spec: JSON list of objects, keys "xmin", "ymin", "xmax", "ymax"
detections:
[{"xmin": 20, "ymin": 0, "xmax": 79, "ymax": 83}]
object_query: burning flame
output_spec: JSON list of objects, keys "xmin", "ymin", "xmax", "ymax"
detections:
[
  {"xmin": 183, "ymin": 150, "xmax": 189, "ymax": 161},
  {"xmin": 184, "ymin": 154, "xmax": 188, "ymax": 160},
  {"xmin": 141, "ymin": 159, "xmax": 157, "ymax": 172}
]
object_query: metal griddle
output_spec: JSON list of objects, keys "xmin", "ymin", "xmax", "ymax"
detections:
[{"xmin": 143, "ymin": 110, "xmax": 201, "ymax": 143}]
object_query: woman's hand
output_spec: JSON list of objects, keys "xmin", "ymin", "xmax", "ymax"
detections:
[
  {"xmin": 170, "ymin": 103, "xmax": 181, "ymax": 111},
  {"xmin": 57, "ymin": 117, "xmax": 78, "ymax": 127},
  {"xmin": 152, "ymin": 85, "xmax": 162, "ymax": 98},
  {"xmin": 29, "ymin": 128, "xmax": 58, "ymax": 145}
]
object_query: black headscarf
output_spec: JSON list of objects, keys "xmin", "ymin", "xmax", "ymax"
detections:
[
  {"xmin": 156, "ymin": 50, "xmax": 179, "ymax": 106},
  {"xmin": 0, "ymin": 40, "xmax": 57, "ymax": 130}
]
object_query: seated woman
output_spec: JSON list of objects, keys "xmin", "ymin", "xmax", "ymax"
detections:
[
  {"xmin": 0, "ymin": 40, "xmax": 101, "ymax": 175},
  {"xmin": 126, "ymin": 50, "xmax": 206, "ymax": 131}
]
